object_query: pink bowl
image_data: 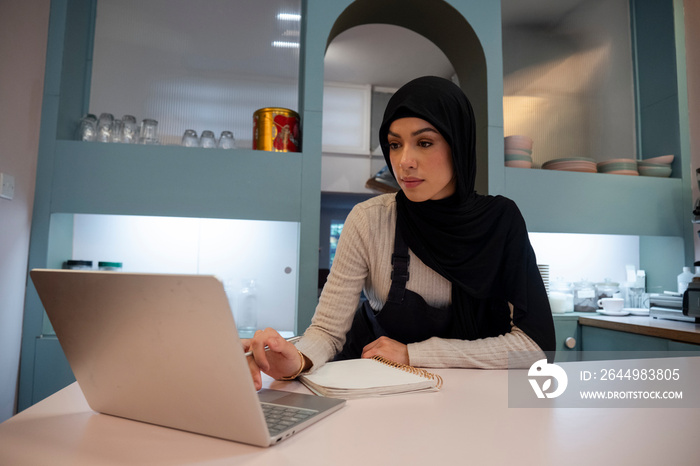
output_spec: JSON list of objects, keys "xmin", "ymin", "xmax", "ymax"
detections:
[
  {"xmin": 505, "ymin": 160, "xmax": 532, "ymax": 169},
  {"xmin": 643, "ymin": 155, "xmax": 674, "ymax": 165},
  {"xmin": 504, "ymin": 135, "xmax": 533, "ymax": 150},
  {"xmin": 596, "ymin": 158, "xmax": 637, "ymax": 167}
]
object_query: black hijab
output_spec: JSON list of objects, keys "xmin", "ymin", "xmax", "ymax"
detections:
[{"xmin": 379, "ymin": 76, "xmax": 555, "ymax": 355}]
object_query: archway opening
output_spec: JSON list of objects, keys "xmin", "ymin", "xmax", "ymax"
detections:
[{"xmin": 325, "ymin": 0, "xmax": 489, "ymax": 194}]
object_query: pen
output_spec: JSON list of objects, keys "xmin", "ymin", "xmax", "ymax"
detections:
[{"xmin": 244, "ymin": 335, "xmax": 301, "ymax": 358}]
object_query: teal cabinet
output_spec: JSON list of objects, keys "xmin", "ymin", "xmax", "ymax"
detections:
[
  {"xmin": 581, "ymin": 326, "xmax": 669, "ymax": 352},
  {"xmin": 581, "ymin": 326, "xmax": 700, "ymax": 354},
  {"xmin": 32, "ymin": 337, "xmax": 75, "ymax": 404},
  {"xmin": 553, "ymin": 315, "xmax": 581, "ymax": 362}
]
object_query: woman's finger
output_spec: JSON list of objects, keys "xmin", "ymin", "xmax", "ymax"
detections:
[{"xmin": 247, "ymin": 353, "xmax": 263, "ymax": 390}]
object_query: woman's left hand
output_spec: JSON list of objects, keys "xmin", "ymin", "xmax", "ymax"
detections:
[{"xmin": 361, "ymin": 336, "xmax": 409, "ymax": 365}]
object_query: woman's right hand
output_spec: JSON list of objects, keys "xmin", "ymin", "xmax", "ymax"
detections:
[{"xmin": 243, "ymin": 328, "xmax": 306, "ymax": 390}]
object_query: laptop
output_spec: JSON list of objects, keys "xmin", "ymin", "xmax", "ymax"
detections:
[{"xmin": 30, "ymin": 269, "xmax": 345, "ymax": 447}]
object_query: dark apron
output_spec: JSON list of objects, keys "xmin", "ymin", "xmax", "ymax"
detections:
[{"xmin": 334, "ymin": 223, "xmax": 454, "ymax": 360}]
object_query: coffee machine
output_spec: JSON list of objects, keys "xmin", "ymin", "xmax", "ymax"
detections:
[
  {"xmin": 686, "ymin": 168, "xmax": 700, "ymax": 321},
  {"xmin": 693, "ymin": 168, "xmax": 700, "ymax": 223},
  {"xmin": 683, "ymin": 282, "xmax": 700, "ymax": 321}
]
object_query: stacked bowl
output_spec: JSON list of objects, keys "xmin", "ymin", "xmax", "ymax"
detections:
[
  {"xmin": 638, "ymin": 155, "xmax": 673, "ymax": 177},
  {"xmin": 542, "ymin": 157, "xmax": 597, "ymax": 173},
  {"xmin": 504, "ymin": 135, "xmax": 533, "ymax": 168},
  {"xmin": 597, "ymin": 158, "xmax": 638, "ymax": 176},
  {"xmin": 538, "ymin": 264, "xmax": 550, "ymax": 293}
]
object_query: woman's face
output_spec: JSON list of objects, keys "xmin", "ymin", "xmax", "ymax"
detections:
[{"xmin": 387, "ymin": 117, "xmax": 456, "ymax": 202}]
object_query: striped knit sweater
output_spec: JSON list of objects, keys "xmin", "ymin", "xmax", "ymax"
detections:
[{"xmin": 295, "ymin": 193, "xmax": 544, "ymax": 372}]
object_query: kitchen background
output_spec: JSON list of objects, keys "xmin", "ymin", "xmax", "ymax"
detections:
[
  {"xmin": 77, "ymin": 0, "xmax": 641, "ymax": 334},
  {"xmin": 1, "ymin": 0, "xmax": 699, "ymax": 423}
]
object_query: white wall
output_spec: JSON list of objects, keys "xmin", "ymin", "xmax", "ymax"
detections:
[
  {"xmin": 0, "ymin": 0, "xmax": 50, "ymax": 422},
  {"xmin": 529, "ymin": 233, "xmax": 640, "ymax": 288}
]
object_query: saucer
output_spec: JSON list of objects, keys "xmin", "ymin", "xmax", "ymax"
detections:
[
  {"xmin": 625, "ymin": 308, "xmax": 650, "ymax": 316},
  {"xmin": 598, "ymin": 309, "xmax": 630, "ymax": 316}
]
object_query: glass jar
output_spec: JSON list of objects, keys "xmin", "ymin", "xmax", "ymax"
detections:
[
  {"xmin": 573, "ymin": 279, "xmax": 597, "ymax": 312},
  {"xmin": 98, "ymin": 261, "xmax": 123, "ymax": 271},
  {"xmin": 595, "ymin": 279, "xmax": 620, "ymax": 301},
  {"xmin": 236, "ymin": 279, "xmax": 258, "ymax": 338},
  {"xmin": 548, "ymin": 278, "xmax": 574, "ymax": 314},
  {"xmin": 63, "ymin": 260, "xmax": 92, "ymax": 270}
]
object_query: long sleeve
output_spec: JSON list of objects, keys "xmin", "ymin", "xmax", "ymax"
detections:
[
  {"xmin": 407, "ymin": 325, "xmax": 544, "ymax": 369},
  {"xmin": 295, "ymin": 194, "xmax": 545, "ymax": 371}
]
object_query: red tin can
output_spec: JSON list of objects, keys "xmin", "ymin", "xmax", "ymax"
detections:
[{"xmin": 253, "ymin": 107, "xmax": 301, "ymax": 152}]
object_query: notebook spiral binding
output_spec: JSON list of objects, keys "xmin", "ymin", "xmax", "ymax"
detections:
[{"xmin": 371, "ymin": 355, "xmax": 444, "ymax": 389}]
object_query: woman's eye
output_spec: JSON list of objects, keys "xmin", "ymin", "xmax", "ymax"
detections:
[
  {"xmin": 419, "ymin": 140, "xmax": 432, "ymax": 148},
  {"xmin": 388, "ymin": 142, "xmax": 400, "ymax": 150}
]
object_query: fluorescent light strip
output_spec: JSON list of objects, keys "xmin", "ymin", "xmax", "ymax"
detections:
[
  {"xmin": 277, "ymin": 13, "xmax": 301, "ymax": 21},
  {"xmin": 272, "ymin": 40, "xmax": 299, "ymax": 49}
]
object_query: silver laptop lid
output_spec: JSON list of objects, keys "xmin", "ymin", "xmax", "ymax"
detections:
[{"xmin": 31, "ymin": 269, "xmax": 272, "ymax": 446}]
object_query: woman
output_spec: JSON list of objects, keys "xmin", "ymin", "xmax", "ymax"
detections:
[{"xmin": 246, "ymin": 76, "xmax": 555, "ymax": 389}]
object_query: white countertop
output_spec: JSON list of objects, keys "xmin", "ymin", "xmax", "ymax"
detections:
[
  {"xmin": 577, "ymin": 313, "xmax": 700, "ymax": 344},
  {"xmin": 1, "ymin": 360, "xmax": 699, "ymax": 466}
]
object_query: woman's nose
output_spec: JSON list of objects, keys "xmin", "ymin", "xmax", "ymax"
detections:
[{"xmin": 398, "ymin": 148, "xmax": 417, "ymax": 170}]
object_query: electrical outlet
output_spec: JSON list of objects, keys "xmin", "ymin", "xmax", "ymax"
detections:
[{"xmin": 0, "ymin": 173, "xmax": 15, "ymax": 200}]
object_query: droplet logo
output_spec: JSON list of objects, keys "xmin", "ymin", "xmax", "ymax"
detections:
[{"xmin": 528, "ymin": 359, "xmax": 568, "ymax": 399}]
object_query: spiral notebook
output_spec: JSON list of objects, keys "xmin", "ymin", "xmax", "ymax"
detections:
[{"xmin": 299, "ymin": 356, "xmax": 443, "ymax": 399}]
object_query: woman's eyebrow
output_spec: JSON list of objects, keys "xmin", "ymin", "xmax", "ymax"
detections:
[
  {"xmin": 412, "ymin": 127, "xmax": 439, "ymax": 137},
  {"xmin": 387, "ymin": 127, "xmax": 439, "ymax": 138}
]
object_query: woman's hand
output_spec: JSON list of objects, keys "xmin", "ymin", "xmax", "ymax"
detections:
[
  {"xmin": 242, "ymin": 328, "xmax": 306, "ymax": 390},
  {"xmin": 361, "ymin": 336, "xmax": 409, "ymax": 365}
]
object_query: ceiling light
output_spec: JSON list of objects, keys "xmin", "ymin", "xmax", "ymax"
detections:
[
  {"xmin": 277, "ymin": 13, "xmax": 301, "ymax": 21},
  {"xmin": 272, "ymin": 40, "xmax": 299, "ymax": 49}
]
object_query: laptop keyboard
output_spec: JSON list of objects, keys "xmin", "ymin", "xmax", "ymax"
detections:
[{"xmin": 261, "ymin": 403, "xmax": 319, "ymax": 436}]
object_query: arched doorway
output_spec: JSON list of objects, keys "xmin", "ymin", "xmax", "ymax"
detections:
[{"xmin": 324, "ymin": 0, "xmax": 489, "ymax": 193}]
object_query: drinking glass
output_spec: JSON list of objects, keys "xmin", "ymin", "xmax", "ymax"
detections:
[
  {"xmin": 200, "ymin": 130, "xmax": 217, "ymax": 148},
  {"xmin": 122, "ymin": 115, "xmax": 138, "ymax": 144},
  {"xmin": 627, "ymin": 287, "xmax": 645, "ymax": 309},
  {"xmin": 181, "ymin": 129, "xmax": 199, "ymax": 147},
  {"xmin": 139, "ymin": 118, "xmax": 159, "ymax": 145},
  {"xmin": 111, "ymin": 119, "xmax": 124, "ymax": 143},
  {"xmin": 77, "ymin": 114, "xmax": 97, "ymax": 141},
  {"xmin": 96, "ymin": 113, "xmax": 114, "ymax": 143},
  {"xmin": 218, "ymin": 131, "xmax": 236, "ymax": 149}
]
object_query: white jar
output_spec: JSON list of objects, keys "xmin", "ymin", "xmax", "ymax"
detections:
[{"xmin": 548, "ymin": 279, "xmax": 574, "ymax": 313}]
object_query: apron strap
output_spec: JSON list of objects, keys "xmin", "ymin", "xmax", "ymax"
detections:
[{"xmin": 387, "ymin": 220, "xmax": 410, "ymax": 304}]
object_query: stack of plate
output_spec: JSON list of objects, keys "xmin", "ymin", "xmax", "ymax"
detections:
[
  {"xmin": 504, "ymin": 135, "xmax": 533, "ymax": 168},
  {"xmin": 597, "ymin": 158, "xmax": 638, "ymax": 176},
  {"xmin": 537, "ymin": 264, "xmax": 550, "ymax": 292},
  {"xmin": 541, "ymin": 157, "xmax": 597, "ymax": 173},
  {"xmin": 638, "ymin": 155, "xmax": 673, "ymax": 177}
]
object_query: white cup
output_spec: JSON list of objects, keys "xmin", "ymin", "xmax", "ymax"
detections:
[{"xmin": 598, "ymin": 297, "xmax": 624, "ymax": 312}]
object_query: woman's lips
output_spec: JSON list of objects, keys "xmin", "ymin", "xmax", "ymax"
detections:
[{"xmin": 401, "ymin": 177, "xmax": 423, "ymax": 188}]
